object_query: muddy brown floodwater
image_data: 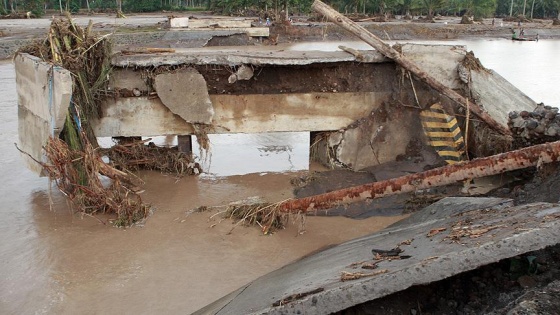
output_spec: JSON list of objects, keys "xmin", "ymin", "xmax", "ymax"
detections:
[{"xmin": 0, "ymin": 61, "xmax": 405, "ymax": 314}]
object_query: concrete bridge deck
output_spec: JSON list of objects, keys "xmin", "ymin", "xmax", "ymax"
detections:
[{"xmin": 16, "ymin": 43, "xmax": 536, "ymax": 174}]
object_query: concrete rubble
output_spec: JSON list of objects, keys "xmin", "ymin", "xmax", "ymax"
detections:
[
  {"xmin": 194, "ymin": 197, "xmax": 560, "ymax": 314},
  {"xmin": 509, "ymin": 103, "xmax": 560, "ymax": 144},
  {"xmin": 154, "ymin": 68, "xmax": 215, "ymax": 124}
]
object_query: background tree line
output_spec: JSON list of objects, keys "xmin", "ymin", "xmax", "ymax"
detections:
[{"xmin": 1, "ymin": 0, "xmax": 558, "ymax": 20}]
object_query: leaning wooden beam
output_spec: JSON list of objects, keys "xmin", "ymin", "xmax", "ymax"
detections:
[
  {"xmin": 279, "ymin": 141, "xmax": 560, "ymax": 213},
  {"xmin": 311, "ymin": 0, "xmax": 511, "ymax": 136}
]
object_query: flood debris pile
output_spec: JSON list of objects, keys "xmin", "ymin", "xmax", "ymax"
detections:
[
  {"xmin": 200, "ymin": 196, "xmax": 306, "ymax": 235},
  {"xmin": 20, "ymin": 15, "xmax": 111, "ymax": 132},
  {"xmin": 103, "ymin": 139, "xmax": 203, "ymax": 175},
  {"xmin": 509, "ymin": 104, "xmax": 560, "ymax": 147},
  {"xmin": 225, "ymin": 201, "xmax": 287, "ymax": 235},
  {"xmin": 42, "ymin": 136, "xmax": 149, "ymax": 227},
  {"xmin": 18, "ymin": 16, "xmax": 153, "ymax": 226}
]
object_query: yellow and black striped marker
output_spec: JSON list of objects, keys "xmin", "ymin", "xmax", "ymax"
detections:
[{"xmin": 420, "ymin": 103, "xmax": 465, "ymax": 164}]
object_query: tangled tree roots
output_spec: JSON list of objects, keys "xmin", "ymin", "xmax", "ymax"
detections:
[
  {"xmin": 40, "ymin": 135, "xmax": 150, "ymax": 227},
  {"xmin": 103, "ymin": 140, "xmax": 202, "ymax": 175}
]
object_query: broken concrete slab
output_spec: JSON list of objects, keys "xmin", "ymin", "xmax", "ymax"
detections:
[
  {"xmin": 93, "ymin": 92, "xmax": 390, "ymax": 137},
  {"xmin": 401, "ymin": 44, "xmax": 535, "ymax": 127},
  {"xmin": 401, "ymin": 44, "xmax": 466, "ymax": 90},
  {"xmin": 187, "ymin": 18, "xmax": 252, "ymax": 29},
  {"xmin": 471, "ymin": 69, "xmax": 536, "ymax": 126},
  {"xmin": 228, "ymin": 64, "xmax": 253, "ymax": 83},
  {"xmin": 169, "ymin": 17, "xmax": 189, "ymax": 28},
  {"xmin": 391, "ymin": 196, "xmax": 513, "ymax": 227},
  {"xmin": 111, "ymin": 49, "xmax": 388, "ymax": 67},
  {"xmin": 154, "ymin": 67, "xmax": 214, "ymax": 124},
  {"xmin": 313, "ymin": 44, "xmax": 537, "ymax": 170},
  {"xmin": 331, "ymin": 109, "xmax": 422, "ymax": 169},
  {"xmin": 194, "ymin": 197, "xmax": 560, "ymax": 315}
]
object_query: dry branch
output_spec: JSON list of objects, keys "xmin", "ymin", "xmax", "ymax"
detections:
[
  {"xmin": 312, "ymin": 0, "xmax": 511, "ymax": 136},
  {"xmin": 278, "ymin": 141, "xmax": 560, "ymax": 214}
]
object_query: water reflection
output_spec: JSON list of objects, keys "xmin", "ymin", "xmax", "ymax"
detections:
[
  {"xmin": 193, "ymin": 132, "xmax": 309, "ymax": 177},
  {"xmin": 100, "ymin": 132, "xmax": 310, "ymax": 177}
]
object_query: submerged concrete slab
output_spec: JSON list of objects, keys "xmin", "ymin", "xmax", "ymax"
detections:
[
  {"xmin": 194, "ymin": 197, "xmax": 560, "ymax": 315},
  {"xmin": 154, "ymin": 68, "xmax": 214, "ymax": 124},
  {"xmin": 14, "ymin": 53, "xmax": 72, "ymax": 175}
]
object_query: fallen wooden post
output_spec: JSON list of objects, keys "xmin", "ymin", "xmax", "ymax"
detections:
[
  {"xmin": 279, "ymin": 141, "xmax": 560, "ymax": 213},
  {"xmin": 311, "ymin": 0, "xmax": 511, "ymax": 136}
]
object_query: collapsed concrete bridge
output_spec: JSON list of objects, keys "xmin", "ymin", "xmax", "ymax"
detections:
[
  {"xmin": 16, "ymin": 42, "xmax": 535, "ymax": 175},
  {"xmin": 13, "ymin": 7, "xmax": 560, "ymax": 314}
]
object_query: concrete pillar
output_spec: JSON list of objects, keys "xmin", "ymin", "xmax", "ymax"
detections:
[{"xmin": 178, "ymin": 135, "xmax": 193, "ymax": 154}]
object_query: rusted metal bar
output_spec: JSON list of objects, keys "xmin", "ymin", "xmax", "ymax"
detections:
[
  {"xmin": 279, "ymin": 141, "xmax": 560, "ymax": 213},
  {"xmin": 311, "ymin": 0, "xmax": 511, "ymax": 136}
]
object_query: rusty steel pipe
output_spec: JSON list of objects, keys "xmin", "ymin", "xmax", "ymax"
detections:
[{"xmin": 279, "ymin": 141, "xmax": 560, "ymax": 213}]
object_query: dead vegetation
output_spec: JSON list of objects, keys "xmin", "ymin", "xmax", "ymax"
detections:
[
  {"xmin": 225, "ymin": 201, "xmax": 285, "ymax": 234},
  {"xmin": 18, "ymin": 15, "xmax": 152, "ymax": 226},
  {"xmin": 272, "ymin": 288, "xmax": 325, "ymax": 307},
  {"xmin": 340, "ymin": 269, "xmax": 388, "ymax": 281},
  {"xmin": 224, "ymin": 199, "xmax": 307, "ymax": 235},
  {"xmin": 103, "ymin": 138, "xmax": 202, "ymax": 175},
  {"xmin": 18, "ymin": 134, "xmax": 150, "ymax": 227}
]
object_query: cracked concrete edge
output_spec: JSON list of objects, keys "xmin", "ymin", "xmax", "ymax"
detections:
[
  {"xmin": 193, "ymin": 199, "xmax": 559, "ymax": 315},
  {"xmin": 256, "ymin": 219, "xmax": 560, "ymax": 315},
  {"xmin": 111, "ymin": 51, "xmax": 389, "ymax": 68}
]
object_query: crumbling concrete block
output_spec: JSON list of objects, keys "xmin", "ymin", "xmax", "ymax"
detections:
[
  {"xmin": 154, "ymin": 67, "xmax": 214, "ymax": 124},
  {"xmin": 228, "ymin": 64, "xmax": 254, "ymax": 83},
  {"xmin": 169, "ymin": 17, "xmax": 189, "ymax": 28},
  {"xmin": 14, "ymin": 53, "xmax": 72, "ymax": 175},
  {"xmin": 326, "ymin": 110, "xmax": 422, "ymax": 170}
]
